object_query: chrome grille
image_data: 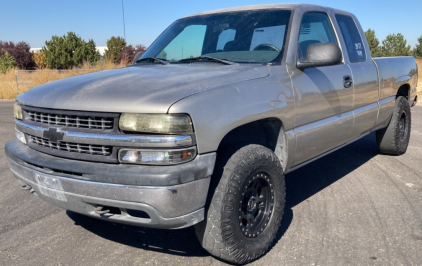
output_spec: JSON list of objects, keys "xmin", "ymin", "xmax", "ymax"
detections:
[
  {"xmin": 29, "ymin": 135, "xmax": 112, "ymax": 156},
  {"xmin": 27, "ymin": 111, "xmax": 114, "ymax": 130}
]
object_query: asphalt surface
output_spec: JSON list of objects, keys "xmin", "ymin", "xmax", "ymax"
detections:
[{"xmin": 0, "ymin": 101, "xmax": 421, "ymax": 266}]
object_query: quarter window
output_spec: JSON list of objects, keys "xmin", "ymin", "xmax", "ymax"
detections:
[
  {"xmin": 298, "ymin": 12, "xmax": 338, "ymax": 57},
  {"xmin": 335, "ymin": 14, "xmax": 366, "ymax": 62}
]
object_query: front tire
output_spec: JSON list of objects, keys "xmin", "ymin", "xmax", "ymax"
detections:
[
  {"xmin": 376, "ymin": 96, "xmax": 411, "ymax": 155},
  {"xmin": 195, "ymin": 145, "xmax": 285, "ymax": 264}
]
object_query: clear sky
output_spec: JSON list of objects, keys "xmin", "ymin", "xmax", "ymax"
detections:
[{"xmin": 1, "ymin": 0, "xmax": 421, "ymax": 49}]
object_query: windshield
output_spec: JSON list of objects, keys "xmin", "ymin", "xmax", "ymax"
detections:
[{"xmin": 141, "ymin": 9, "xmax": 292, "ymax": 64}]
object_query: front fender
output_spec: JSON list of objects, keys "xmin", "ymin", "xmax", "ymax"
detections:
[{"xmin": 168, "ymin": 65, "xmax": 295, "ymax": 154}]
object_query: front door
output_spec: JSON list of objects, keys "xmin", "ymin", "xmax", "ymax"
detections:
[{"xmin": 289, "ymin": 12, "xmax": 354, "ymax": 166}]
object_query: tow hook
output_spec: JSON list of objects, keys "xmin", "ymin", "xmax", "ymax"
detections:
[
  {"xmin": 21, "ymin": 185, "xmax": 31, "ymax": 190},
  {"xmin": 95, "ymin": 206, "xmax": 112, "ymax": 215}
]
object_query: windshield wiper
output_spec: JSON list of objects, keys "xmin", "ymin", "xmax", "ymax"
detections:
[
  {"xmin": 136, "ymin": 57, "xmax": 169, "ymax": 65},
  {"xmin": 178, "ymin": 56, "xmax": 236, "ymax": 65}
]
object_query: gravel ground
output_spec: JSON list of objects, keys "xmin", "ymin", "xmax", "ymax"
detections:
[{"xmin": 1, "ymin": 101, "xmax": 421, "ymax": 265}]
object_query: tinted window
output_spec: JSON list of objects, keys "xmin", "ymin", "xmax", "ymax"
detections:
[
  {"xmin": 161, "ymin": 25, "xmax": 207, "ymax": 60},
  {"xmin": 216, "ymin": 29, "xmax": 236, "ymax": 51},
  {"xmin": 298, "ymin": 12, "xmax": 337, "ymax": 57},
  {"xmin": 250, "ymin": 25, "xmax": 286, "ymax": 51},
  {"xmin": 335, "ymin": 14, "xmax": 366, "ymax": 62}
]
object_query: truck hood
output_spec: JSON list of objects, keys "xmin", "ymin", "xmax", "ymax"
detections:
[{"xmin": 17, "ymin": 64, "xmax": 270, "ymax": 113}]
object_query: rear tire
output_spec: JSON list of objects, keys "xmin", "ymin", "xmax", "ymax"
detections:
[
  {"xmin": 376, "ymin": 96, "xmax": 411, "ymax": 155},
  {"xmin": 195, "ymin": 145, "xmax": 285, "ymax": 264}
]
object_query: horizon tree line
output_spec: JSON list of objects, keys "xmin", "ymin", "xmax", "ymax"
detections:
[{"xmin": 1, "ymin": 29, "xmax": 422, "ymax": 74}]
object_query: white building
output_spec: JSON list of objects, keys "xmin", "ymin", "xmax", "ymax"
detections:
[
  {"xmin": 96, "ymin": 46, "xmax": 107, "ymax": 56},
  {"xmin": 29, "ymin": 48, "xmax": 42, "ymax": 53}
]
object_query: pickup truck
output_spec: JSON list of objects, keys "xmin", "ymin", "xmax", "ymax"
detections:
[{"xmin": 5, "ymin": 3, "xmax": 418, "ymax": 264}]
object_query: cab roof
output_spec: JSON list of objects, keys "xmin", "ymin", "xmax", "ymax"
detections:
[{"xmin": 183, "ymin": 3, "xmax": 352, "ymax": 18}]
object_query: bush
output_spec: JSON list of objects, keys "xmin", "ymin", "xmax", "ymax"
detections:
[
  {"xmin": 0, "ymin": 41, "xmax": 34, "ymax": 69},
  {"xmin": 104, "ymin": 36, "xmax": 126, "ymax": 64},
  {"xmin": 117, "ymin": 44, "xmax": 147, "ymax": 64},
  {"xmin": 32, "ymin": 51, "xmax": 47, "ymax": 69},
  {"xmin": 0, "ymin": 52, "xmax": 15, "ymax": 74}
]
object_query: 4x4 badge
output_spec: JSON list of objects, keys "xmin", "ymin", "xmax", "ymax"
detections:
[{"xmin": 43, "ymin": 128, "xmax": 65, "ymax": 142}]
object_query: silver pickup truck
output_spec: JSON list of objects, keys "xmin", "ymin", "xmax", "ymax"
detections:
[{"xmin": 5, "ymin": 3, "xmax": 418, "ymax": 264}]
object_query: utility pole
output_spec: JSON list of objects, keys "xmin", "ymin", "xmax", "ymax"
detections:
[{"xmin": 122, "ymin": 0, "xmax": 126, "ymax": 43}]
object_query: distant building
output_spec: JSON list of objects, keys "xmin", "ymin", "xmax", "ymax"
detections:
[
  {"xmin": 30, "ymin": 48, "xmax": 42, "ymax": 53},
  {"xmin": 96, "ymin": 46, "xmax": 107, "ymax": 56}
]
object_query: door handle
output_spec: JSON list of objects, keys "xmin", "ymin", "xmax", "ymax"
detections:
[{"xmin": 343, "ymin": 75, "xmax": 353, "ymax": 88}]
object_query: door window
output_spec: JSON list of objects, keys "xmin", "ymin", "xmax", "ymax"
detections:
[{"xmin": 298, "ymin": 12, "xmax": 338, "ymax": 57}]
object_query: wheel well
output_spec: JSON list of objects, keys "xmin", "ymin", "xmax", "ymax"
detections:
[
  {"xmin": 397, "ymin": 84, "xmax": 410, "ymax": 100},
  {"xmin": 213, "ymin": 119, "xmax": 286, "ymax": 180}
]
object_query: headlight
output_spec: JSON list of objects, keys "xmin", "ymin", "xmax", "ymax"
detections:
[
  {"xmin": 13, "ymin": 103, "xmax": 23, "ymax": 120},
  {"xmin": 119, "ymin": 113, "xmax": 193, "ymax": 134},
  {"xmin": 119, "ymin": 147, "xmax": 197, "ymax": 165}
]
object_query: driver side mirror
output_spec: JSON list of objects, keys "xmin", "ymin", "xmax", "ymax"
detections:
[{"xmin": 297, "ymin": 43, "xmax": 342, "ymax": 69}]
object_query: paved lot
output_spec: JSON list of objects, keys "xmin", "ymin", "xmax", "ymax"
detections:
[{"xmin": 0, "ymin": 101, "xmax": 421, "ymax": 265}]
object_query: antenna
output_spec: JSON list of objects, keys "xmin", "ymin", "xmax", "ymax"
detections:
[{"xmin": 122, "ymin": 0, "xmax": 126, "ymax": 43}]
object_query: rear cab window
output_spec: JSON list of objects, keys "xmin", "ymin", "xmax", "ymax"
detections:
[
  {"xmin": 216, "ymin": 29, "xmax": 236, "ymax": 51},
  {"xmin": 250, "ymin": 25, "xmax": 286, "ymax": 51},
  {"xmin": 335, "ymin": 14, "xmax": 366, "ymax": 63}
]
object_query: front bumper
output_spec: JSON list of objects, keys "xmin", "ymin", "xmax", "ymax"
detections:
[{"xmin": 5, "ymin": 140, "xmax": 216, "ymax": 229}]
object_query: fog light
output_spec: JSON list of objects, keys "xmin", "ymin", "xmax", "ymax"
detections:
[
  {"xmin": 119, "ymin": 147, "xmax": 197, "ymax": 165},
  {"xmin": 15, "ymin": 129, "xmax": 26, "ymax": 144}
]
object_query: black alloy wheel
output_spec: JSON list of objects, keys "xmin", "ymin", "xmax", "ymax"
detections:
[{"xmin": 239, "ymin": 173, "xmax": 274, "ymax": 238}]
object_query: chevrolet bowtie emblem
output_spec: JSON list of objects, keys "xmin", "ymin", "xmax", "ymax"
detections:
[{"xmin": 43, "ymin": 128, "xmax": 65, "ymax": 142}]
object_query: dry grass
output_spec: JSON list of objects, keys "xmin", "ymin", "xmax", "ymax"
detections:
[
  {"xmin": 417, "ymin": 59, "xmax": 422, "ymax": 97},
  {"xmin": 0, "ymin": 60, "xmax": 125, "ymax": 99},
  {"xmin": 0, "ymin": 70, "xmax": 18, "ymax": 99}
]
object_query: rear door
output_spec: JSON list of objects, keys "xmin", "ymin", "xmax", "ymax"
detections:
[
  {"xmin": 335, "ymin": 14, "xmax": 379, "ymax": 137},
  {"xmin": 288, "ymin": 11, "xmax": 354, "ymax": 166}
]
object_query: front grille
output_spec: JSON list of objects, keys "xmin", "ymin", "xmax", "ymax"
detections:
[
  {"xmin": 29, "ymin": 135, "xmax": 112, "ymax": 156},
  {"xmin": 27, "ymin": 111, "xmax": 114, "ymax": 130}
]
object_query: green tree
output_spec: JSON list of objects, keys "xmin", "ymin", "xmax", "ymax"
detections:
[
  {"xmin": 104, "ymin": 36, "xmax": 126, "ymax": 63},
  {"xmin": 364, "ymin": 29, "xmax": 382, "ymax": 57},
  {"xmin": 76, "ymin": 39, "xmax": 100, "ymax": 64},
  {"xmin": 43, "ymin": 32, "xmax": 100, "ymax": 69},
  {"xmin": 159, "ymin": 50, "xmax": 167, "ymax": 60},
  {"xmin": 413, "ymin": 36, "xmax": 422, "ymax": 58},
  {"xmin": 0, "ymin": 52, "xmax": 15, "ymax": 74},
  {"xmin": 381, "ymin": 33, "xmax": 412, "ymax": 57}
]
